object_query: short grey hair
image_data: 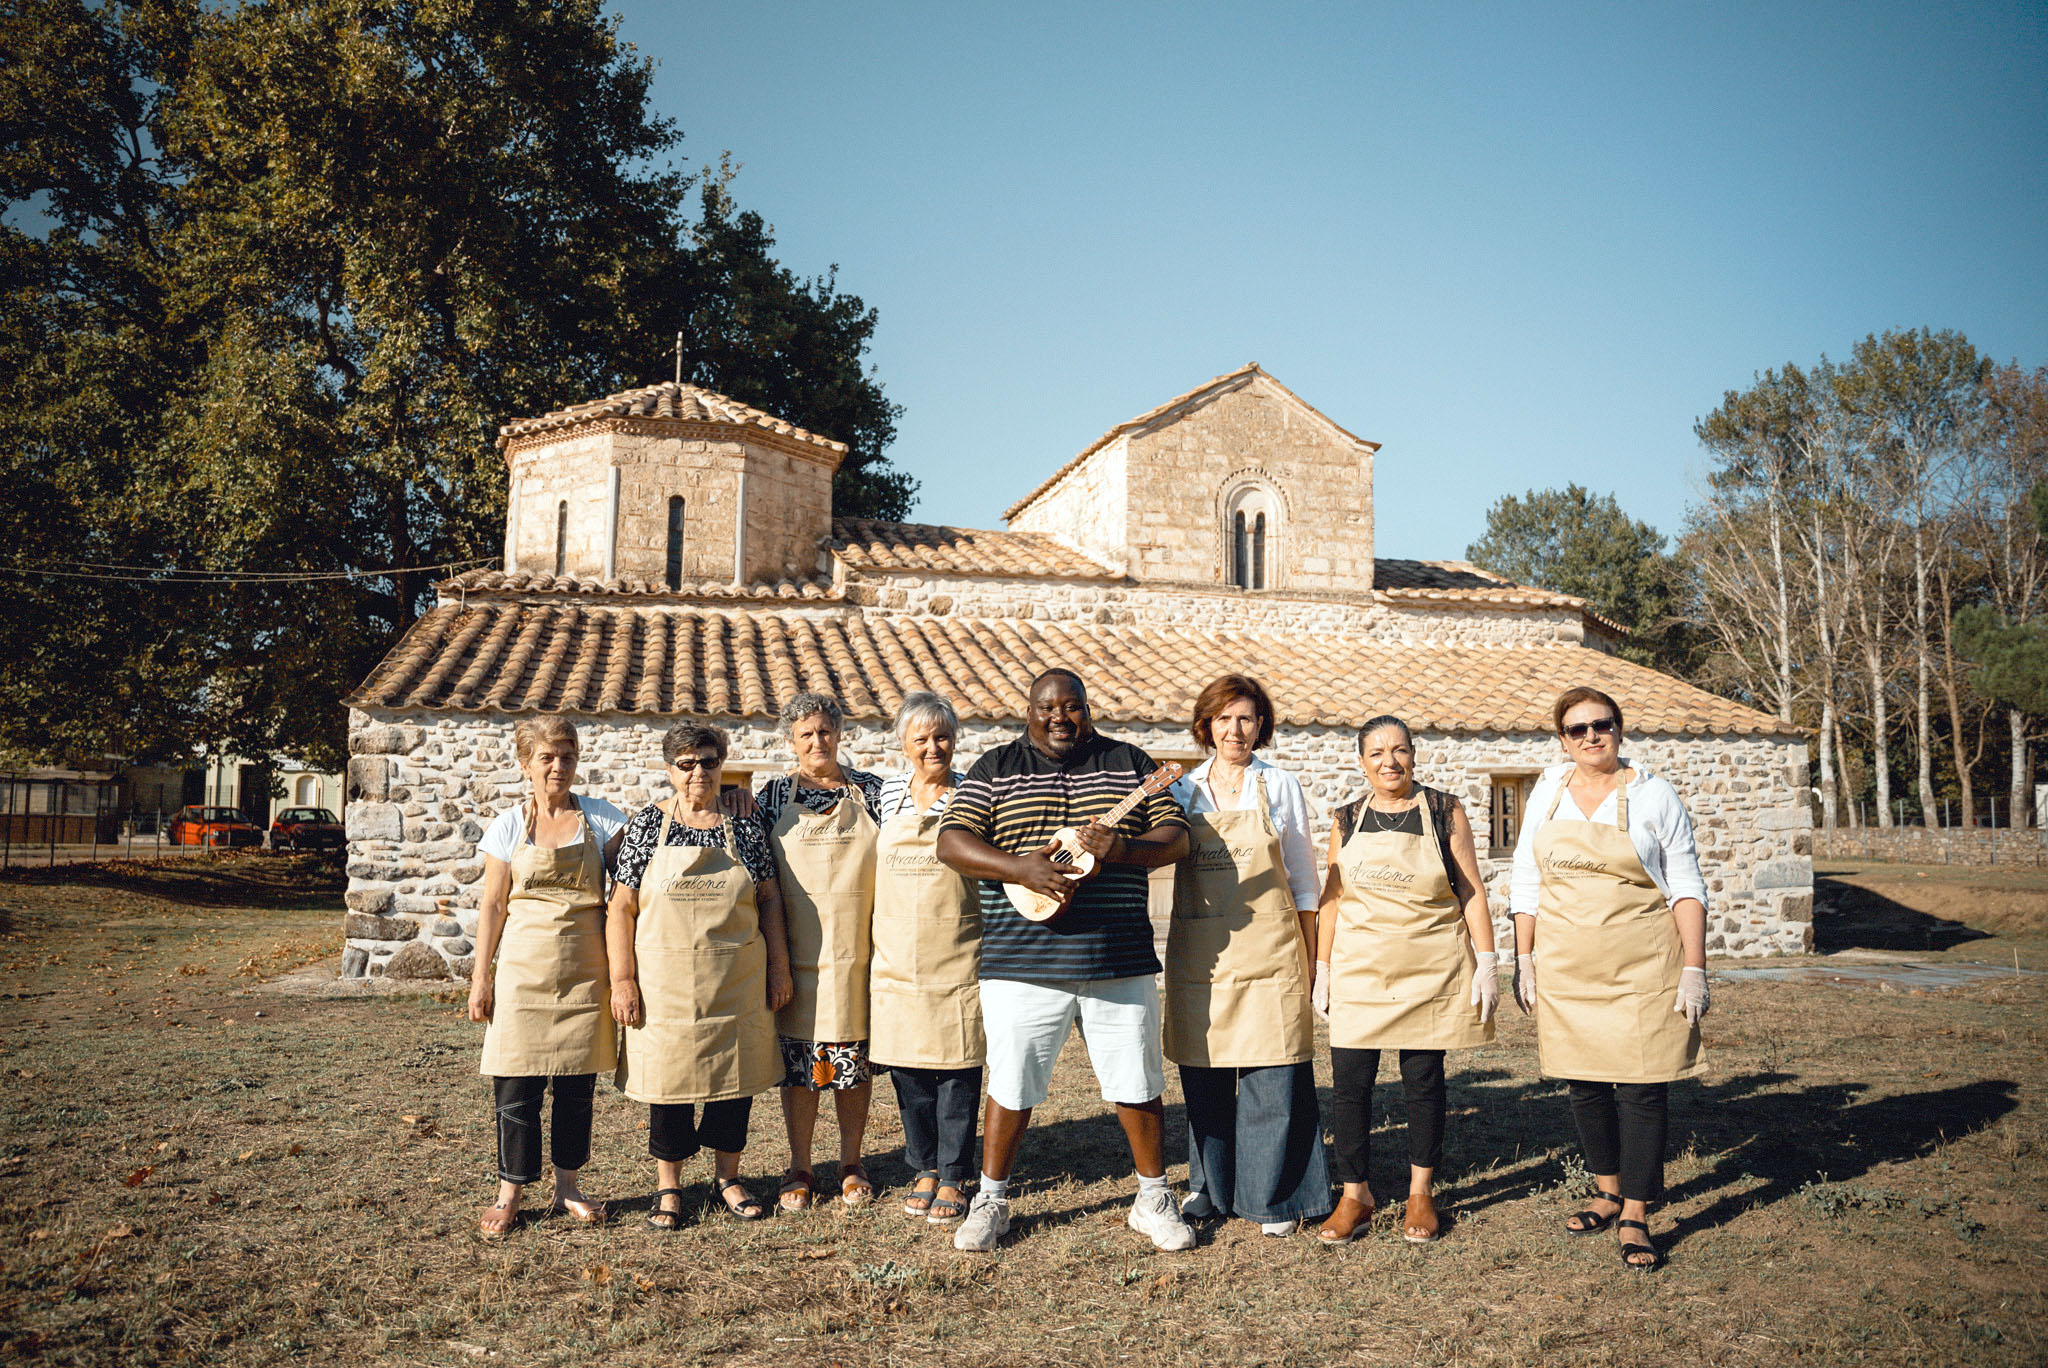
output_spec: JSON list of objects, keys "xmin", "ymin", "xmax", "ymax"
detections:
[
  {"xmin": 779, "ymin": 690, "xmax": 844, "ymax": 731},
  {"xmin": 893, "ymin": 691, "xmax": 959, "ymax": 749}
]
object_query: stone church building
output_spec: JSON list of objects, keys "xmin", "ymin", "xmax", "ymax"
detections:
[{"xmin": 339, "ymin": 364, "xmax": 1814, "ymax": 979}]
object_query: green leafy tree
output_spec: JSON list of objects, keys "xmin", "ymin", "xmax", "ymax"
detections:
[
  {"xmin": 1465, "ymin": 484, "xmax": 1699, "ymax": 673},
  {"xmin": 1, "ymin": 0, "xmax": 909, "ymax": 771},
  {"xmin": 1953, "ymin": 483, "xmax": 2048, "ymax": 716}
]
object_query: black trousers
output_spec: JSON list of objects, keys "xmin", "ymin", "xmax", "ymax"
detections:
[
  {"xmin": 492, "ymin": 1074, "xmax": 595, "ymax": 1185},
  {"xmin": 648, "ymin": 1096, "xmax": 754, "ymax": 1163},
  {"xmin": 1567, "ymin": 1081, "xmax": 1668, "ymax": 1203},
  {"xmin": 1328, "ymin": 1048, "xmax": 1446, "ymax": 1183},
  {"xmin": 889, "ymin": 1066, "xmax": 981, "ymax": 1185}
]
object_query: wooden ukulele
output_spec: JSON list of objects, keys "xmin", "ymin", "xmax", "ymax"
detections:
[{"xmin": 1003, "ymin": 762, "xmax": 1184, "ymax": 923}]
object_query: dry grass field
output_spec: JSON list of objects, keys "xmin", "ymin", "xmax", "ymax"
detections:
[{"xmin": 0, "ymin": 854, "xmax": 2043, "ymax": 1367}]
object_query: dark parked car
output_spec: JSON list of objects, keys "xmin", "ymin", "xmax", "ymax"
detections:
[
  {"xmin": 167, "ymin": 805, "xmax": 264, "ymax": 849},
  {"xmin": 269, "ymin": 807, "xmax": 344, "ymax": 852}
]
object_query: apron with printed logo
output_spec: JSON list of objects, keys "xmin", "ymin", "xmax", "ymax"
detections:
[
  {"xmin": 869, "ymin": 798, "xmax": 984, "ymax": 1069},
  {"xmin": 616, "ymin": 809, "xmax": 780, "ymax": 1104},
  {"xmin": 1164, "ymin": 773, "xmax": 1314, "ymax": 1068},
  {"xmin": 772, "ymin": 784, "xmax": 877, "ymax": 1042},
  {"xmin": 479, "ymin": 800, "xmax": 617, "ymax": 1077},
  {"xmin": 1532, "ymin": 770, "xmax": 1702, "ymax": 1083},
  {"xmin": 1329, "ymin": 791, "xmax": 1492, "ymax": 1052}
]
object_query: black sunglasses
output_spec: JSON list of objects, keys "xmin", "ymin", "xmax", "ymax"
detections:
[
  {"xmin": 669, "ymin": 755, "xmax": 721, "ymax": 773},
  {"xmin": 1563, "ymin": 718, "xmax": 1619, "ymax": 741}
]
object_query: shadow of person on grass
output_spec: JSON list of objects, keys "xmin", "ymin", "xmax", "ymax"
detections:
[{"xmin": 990, "ymin": 1101, "xmax": 1192, "ymax": 1232}]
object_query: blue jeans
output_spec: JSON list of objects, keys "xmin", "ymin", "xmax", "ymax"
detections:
[{"xmin": 1180, "ymin": 1060, "xmax": 1333, "ymax": 1222}]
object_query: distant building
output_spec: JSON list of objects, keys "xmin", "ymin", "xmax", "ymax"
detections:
[{"xmin": 340, "ymin": 365, "xmax": 1814, "ymax": 979}]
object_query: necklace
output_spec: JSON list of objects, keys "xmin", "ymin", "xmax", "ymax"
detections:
[{"xmin": 1362, "ymin": 792, "xmax": 1417, "ymax": 833}]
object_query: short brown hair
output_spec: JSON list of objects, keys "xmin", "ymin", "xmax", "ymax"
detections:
[
  {"xmin": 1552, "ymin": 687, "xmax": 1624, "ymax": 736},
  {"xmin": 663, "ymin": 721, "xmax": 730, "ymax": 765},
  {"xmin": 512, "ymin": 716, "xmax": 578, "ymax": 765},
  {"xmin": 1190, "ymin": 674, "xmax": 1276, "ymax": 751}
]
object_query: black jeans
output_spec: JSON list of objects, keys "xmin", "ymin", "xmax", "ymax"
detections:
[
  {"xmin": 889, "ymin": 1066, "xmax": 981, "ymax": 1186},
  {"xmin": 1567, "ymin": 1081, "xmax": 1669, "ymax": 1203},
  {"xmin": 1328, "ymin": 1048, "xmax": 1446, "ymax": 1184},
  {"xmin": 492, "ymin": 1074, "xmax": 595, "ymax": 1185},
  {"xmin": 648, "ymin": 1096, "xmax": 754, "ymax": 1162}
]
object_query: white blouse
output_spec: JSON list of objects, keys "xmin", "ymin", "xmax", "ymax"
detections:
[
  {"xmin": 1509, "ymin": 761, "xmax": 1710, "ymax": 917},
  {"xmin": 1170, "ymin": 755, "xmax": 1322, "ymax": 913},
  {"xmin": 875, "ymin": 769, "xmax": 964, "ymax": 820}
]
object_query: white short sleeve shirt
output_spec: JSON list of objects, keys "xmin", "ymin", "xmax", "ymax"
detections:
[{"xmin": 479, "ymin": 796, "xmax": 629, "ymax": 864}]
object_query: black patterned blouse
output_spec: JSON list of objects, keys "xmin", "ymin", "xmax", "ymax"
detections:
[
  {"xmin": 613, "ymin": 805, "xmax": 777, "ymax": 890},
  {"xmin": 753, "ymin": 769, "xmax": 886, "ymax": 829}
]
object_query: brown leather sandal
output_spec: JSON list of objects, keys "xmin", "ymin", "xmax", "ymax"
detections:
[
  {"xmin": 778, "ymin": 1170, "xmax": 815, "ymax": 1211},
  {"xmin": 478, "ymin": 1201, "xmax": 519, "ymax": 1239},
  {"xmin": 552, "ymin": 1195, "xmax": 608, "ymax": 1227},
  {"xmin": 1402, "ymin": 1192, "xmax": 1440, "ymax": 1243},
  {"xmin": 1317, "ymin": 1193, "xmax": 1376, "ymax": 1244},
  {"xmin": 839, "ymin": 1163, "xmax": 875, "ymax": 1207}
]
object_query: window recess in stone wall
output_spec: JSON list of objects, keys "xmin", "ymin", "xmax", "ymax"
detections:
[
  {"xmin": 665, "ymin": 496, "xmax": 686, "ymax": 591},
  {"xmin": 1222, "ymin": 479, "xmax": 1281, "ymax": 591},
  {"xmin": 1488, "ymin": 773, "xmax": 1538, "ymax": 857},
  {"xmin": 554, "ymin": 500, "xmax": 568, "ymax": 576}
]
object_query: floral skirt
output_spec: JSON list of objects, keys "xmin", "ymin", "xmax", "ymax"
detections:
[{"xmin": 777, "ymin": 1036, "xmax": 878, "ymax": 1091}]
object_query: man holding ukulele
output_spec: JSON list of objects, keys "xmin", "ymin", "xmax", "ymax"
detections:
[{"xmin": 936, "ymin": 669, "xmax": 1195, "ymax": 1252}]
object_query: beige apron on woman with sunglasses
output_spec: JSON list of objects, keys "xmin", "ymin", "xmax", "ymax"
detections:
[
  {"xmin": 869, "ymin": 803, "xmax": 984, "ymax": 1069},
  {"xmin": 1531, "ymin": 769, "xmax": 1702, "ymax": 1083},
  {"xmin": 1163, "ymin": 773, "xmax": 1314, "ymax": 1068},
  {"xmin": 1328, "ymin": 793, "xmax": 1492, "ymax": 1051},
  {"xmin": 479, "ymin": 799, "xmax": 617, "ymax": 1077},
  {"xmin": 772, "ymin": 787, "xmax": 878, "ymax": 1042},
  {"xmin": 616, "ymin": 808, "xmax": 780, "ymax": 1103}
]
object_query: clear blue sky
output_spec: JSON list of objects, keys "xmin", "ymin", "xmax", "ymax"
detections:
[{"xmin": 616, "ymin": 1, "xmax": 2048, "ymax": 560}]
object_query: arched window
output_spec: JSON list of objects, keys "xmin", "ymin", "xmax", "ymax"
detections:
[
  {"xmin": 665, "ymin": 496, "xmax": 686, "ymax": 590},
  {"xmin": 295, "ymin": 775, "xmax": 318, "ymax": 806},
  {"xmin": 554, "ymin": 500, "xmax": 568, "ymax": 576},
  {"xmin": 1223, "ymin": 481, "xmax": 1280, "ymax": 590}
]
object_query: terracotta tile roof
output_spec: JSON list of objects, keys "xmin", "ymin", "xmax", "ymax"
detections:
[
  {"xmin": 439, "ymin": 568, "xmax": 836, "ymax": 602},
  {"xmin": 829, "ymin": 518, "xmax": 1117, "ymax": 579},
  {"xmin": 496, "ymin": 381, "xmax": 847, "ymax": 455},
  {"xmin": 1372, "ymin": 558, "xmax": 1626, "ymax": 635},
  {"xmin": 1003, "ymin": 364, "xmax": 1380, "ymax": 522},
  {"xmin": 349, "ymin": 602, "xmax": 1793, "ymax": 736}
]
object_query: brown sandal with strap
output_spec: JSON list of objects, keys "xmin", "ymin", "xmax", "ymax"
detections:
[
  {"xmin": 839, "ymin": 1163, "xmax": 874, "ymax": 1207},
  {"xmin": 778, "ymin": 1169, "xmax": 815, "ymax": 1212}
]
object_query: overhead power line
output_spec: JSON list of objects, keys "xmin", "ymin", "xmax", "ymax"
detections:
[{"xmin": 0, "ymin": 557, "xmax": 496, "ymax": 586}]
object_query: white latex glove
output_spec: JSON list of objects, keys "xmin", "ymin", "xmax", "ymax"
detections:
[
  {"xmin": 1471, "ymin": 951, "xmax": 1500, "ymax": 1023},
  {"xmin": 1675, "ymin": 966, "xmax": 1709, "ymax": 1025},
  {"xmin": 1311, "ymin": 961, "xmax": 1330, "ymax": 1019},
  {"xmin": 1513, "ymin": 953, "xmax": 1537, "ymax": 1015}
]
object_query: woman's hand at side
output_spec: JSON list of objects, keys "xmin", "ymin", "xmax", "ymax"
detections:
[
  {"xmin": 611, "ymin": 976, "xmax": 644, "ymax": 1028},
  {"xmin": 468, "ymin": 975, "xmax": 493, "ymax": 1023}
]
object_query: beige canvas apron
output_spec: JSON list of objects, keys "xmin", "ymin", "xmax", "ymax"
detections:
[
  {"xmin": 869, "ymin": 797, "xmax": 985, "ymax": 1069},
  {"xmin": 1532, "ymin": 770, "xmax": 1703, "ymax": 1083},
  {"xmin": 478, "ymin": 800, "xmax": 617, "ymax": 1077},
  {"xmin": 772, "ymin": 784, "xmax": 877, "ymax": 1043},
  {"xmin": 1163, "ymin": 773, "xmax": 1314, "ymax": 1068},
  {"xmin": 616, "ymin": 809, "xmax": 780, "ymax": 1104},
  {"xmin": 1328, "ymin": 791, "xmax": 1492, "ymax": 1052}
]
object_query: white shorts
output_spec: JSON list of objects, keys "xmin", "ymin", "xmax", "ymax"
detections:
[{"xmin": 980, "ymin": 975, "xmax": 1165, "ymax": 1111}]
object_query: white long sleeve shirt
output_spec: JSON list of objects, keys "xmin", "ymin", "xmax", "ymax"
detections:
[
  {"xmin": 1170, "ymin": 755, "xmax": 1322, "ymax": 913},
  {"xmin": 1509, "ymin": 761, "xmax": 1710, "ymax": 918}
]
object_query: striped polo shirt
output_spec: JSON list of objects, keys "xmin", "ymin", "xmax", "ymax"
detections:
[{"xmin": 940, "ymin": 731, "xmax": 1187, "ymax": 982}]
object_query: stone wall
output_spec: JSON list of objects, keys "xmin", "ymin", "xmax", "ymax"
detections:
[
  {"xmin": 1007, "ymin": 438, "xmax": 1129, "ymax": 573},
  {"xmin": 842, "ymin": 568, "xmax": 1588, "ymax": 645},
  {"xmin": 1812, "ymin": 827, "xmax": 2045, "ymax": 868},
  {"xmin": 341, "ymin": 707, "xmax": 1811, "ymax": 978},
  {"xmin": 509, "ymin": 429, "xmax": 615, "ymax": 578},
  {"xmin": 610, "ymin": 433, "xmax": 744, "ymax": 584}
]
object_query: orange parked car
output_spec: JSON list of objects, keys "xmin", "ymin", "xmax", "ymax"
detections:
[{"xmin": 167, "ymin": 805, "xmax": 264, "ymax": 849}]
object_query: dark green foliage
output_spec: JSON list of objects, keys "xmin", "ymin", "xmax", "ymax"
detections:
[
  {"xmin": 1466, "ymin": 484, "xmax": 1701, "ymax": 673},
  {"xmin": 1953, "ymin": 484, "xmax": 2048, "ymax": 717},
  {"xmin": 0, "ymin": 0, "xmax": 907, "ymax": 769}
]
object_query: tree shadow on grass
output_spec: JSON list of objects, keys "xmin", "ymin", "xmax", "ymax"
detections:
[{"xmin": 1814, "ymin": 874, "xmax": 1992, "ymax": 953}]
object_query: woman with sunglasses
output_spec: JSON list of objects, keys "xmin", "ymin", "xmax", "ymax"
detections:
[{"xmin": 1510, "ymin": 686, "xmax": 1710, "ymax": 1272}]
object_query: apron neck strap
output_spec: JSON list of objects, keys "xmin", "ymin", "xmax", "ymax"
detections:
[
  {"xmin": 655, "ymin": 800, "xmax": 674, "ymax": 845},
  {"xmin": 720, "ymin": 815, "xmax": 740, "ymax": 860},
  {"xmin": 525, "ymin": 795, "xmax": 585, "ymax": 845},
  {"xmin": 1613, "ymin": 768, "xmax": 1633, "ymax": 832}
]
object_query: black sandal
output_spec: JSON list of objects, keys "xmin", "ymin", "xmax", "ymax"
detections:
[
  {"xmin": 1617, "ymin": 1218, "xmax": 1666, "ymax": 1270},
  {"xmin": 901, "ymin": 1169, "xmax": 940, "ymax": 1217},
  {"xmin": 717, "ymin": 1178, "xmax": 768, "ymax": 1222},
  {"xmin": 1565, "ymin": 1191, "xmax": 1623, "ymax": 1235},
  {"xmin": 646, "ymin": 1187, "xmax": 687, "ymax": 1231}
]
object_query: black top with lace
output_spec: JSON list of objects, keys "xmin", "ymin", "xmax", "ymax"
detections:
[
  {"xmin": 613, "ymin": 806, "xmax": 777, "ymax": 890},
  {"xmin": 1333, "ymin": 785, "xmax": 1463, "ymax": 896}
]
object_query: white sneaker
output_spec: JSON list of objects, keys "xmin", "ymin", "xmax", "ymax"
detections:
[
  {"xmin": 1181, "ymin": 1191, "xmax": 1218, "ymax": 1220},
  {"xmin": 1260, "ymin": 1218, "xmax": 1298, "ymax": 1238},
  {"xmin": 952, "ymin": 1191, "xmax": 1011, "ymax": 1252},
  {"xmin": 1129, "ymin": 1187, "xmax": 1197, "ymax": 1251}
]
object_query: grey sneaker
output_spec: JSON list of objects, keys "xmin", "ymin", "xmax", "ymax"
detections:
[
  {"xmin": 952, "ymin": 1191, "xmax": 1011, "ymax": 1252},
  {"xmin": 1129, "ymin": 1187, "xmax": 1197, "ymax": 1251},
  {"xmin": 1181, "ymin": 1191, "xmax": 1218, "ymax": 1220}
]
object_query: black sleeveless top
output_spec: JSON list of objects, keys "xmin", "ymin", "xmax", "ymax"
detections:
[{"xmin": 1332, "ymin": 785, "xmax": 1465, "ymax": 897}]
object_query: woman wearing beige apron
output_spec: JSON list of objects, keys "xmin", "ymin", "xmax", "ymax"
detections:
[
  {"xmin": 1313, "ymin": 715, "xmax": 1501, "ymax": 1246},
  {"xmin": 1510, "ymin": 687, "xmax": 1709, "ymax": 1272},
  {"xmin": 608, "ymin": 722, "xmax": 792, "ymax": 1230},
  {"xmin": 755, "ymin": 692, "xmax": 886, "ymax": 1210},
  {"xmin": 468, "ymin": 717, "xmax": 629, "ymax": 1238},
  {"xmin": 870, "ymin": 691, "xmax": 984, "ymax": 1226},
  {"xmin": 1165, "ymin": 675, "xmax": 1330, "ymax": 1237}
]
